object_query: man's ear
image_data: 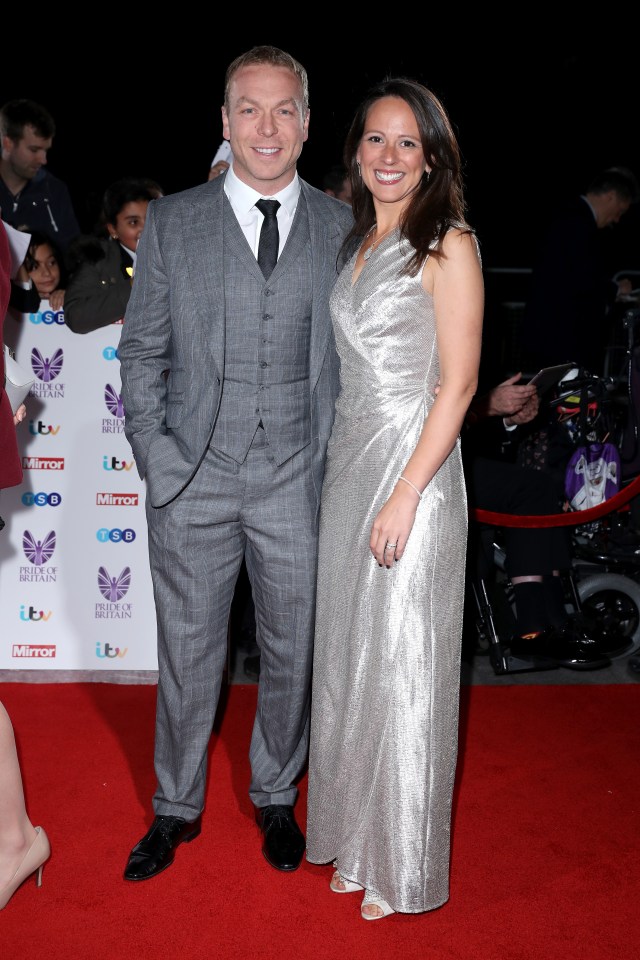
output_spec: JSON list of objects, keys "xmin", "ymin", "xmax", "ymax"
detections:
[{"xmin": 221, "ymin": 106, "xmax": 230, "ymax": 142}]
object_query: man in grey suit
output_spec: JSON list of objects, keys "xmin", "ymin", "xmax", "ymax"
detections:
[{"xmin": 118, "ymin": 45, "xmax": 353, "ymax": 881}]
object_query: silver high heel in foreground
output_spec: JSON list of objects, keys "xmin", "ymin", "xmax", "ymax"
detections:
[
  {"xmin": 0, "ymin": 826, "xmax": 51, "ymax": 910},
  {"xmin": 329, "ymin": 860, "xmax": 364, "ymax": 894},
  {"xmin": 361, "ymin": 888, "xmax": 396, "ymax": 920}
]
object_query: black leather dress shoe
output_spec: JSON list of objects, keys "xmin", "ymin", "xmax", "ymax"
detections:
[
  {"xmin": 124, "ymin": 814, "xmax": 202, "ymax": 881},
  {"xmin": 509, "ymin": 620, "xmax": 611, "ymax": 670},
  {"xmin": 256, "ymin": 805, "xmax": 305, "ymax": 871}
]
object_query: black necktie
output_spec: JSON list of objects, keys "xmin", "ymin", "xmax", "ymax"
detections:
[{"xmin": 256, "ymin": 199, "xmax": 280, "ymax": 279}]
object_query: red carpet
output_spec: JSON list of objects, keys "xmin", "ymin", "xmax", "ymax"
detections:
[{"xmin": 1, "ymin": 681, "xmax": 638, "ymax": 960}]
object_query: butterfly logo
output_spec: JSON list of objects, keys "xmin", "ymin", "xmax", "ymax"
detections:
[
  {"xmin": 104, "ymin": 384, "xmax": 124, "ymax": 418},
  {"xmin": 23, "ymin": 530, "xmax": 56, "ymax": 565},
  {"xmin": 31, "ymin": 347, "xmax": 63, "ymax": 382},
  {"xmin": 98, "ymin": 566, "xmax": 131, "ymax": 601}
]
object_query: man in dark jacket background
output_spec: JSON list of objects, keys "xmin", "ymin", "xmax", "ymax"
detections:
[
  {"xmin": 0, "ymin": 99, "xmax": 80, "ymax": 254},
  {"xmin": 520, "ymin": 166, "xmax": 639, "ymax": 377}
]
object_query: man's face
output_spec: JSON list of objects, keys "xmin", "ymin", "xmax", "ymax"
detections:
[
  {"xmin": 221, "ymin": 63, "xmax": 309, "ymax": 194},
  {"xmin": 1, "ymin": 125, "xmax": 51, "ymax": 181},
  {"xmin": 600, "ymin": 190, "xmax": 632, "ymax": 228}
]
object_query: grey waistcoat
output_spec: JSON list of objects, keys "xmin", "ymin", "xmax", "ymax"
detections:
[{"xmin": 211, "ymin": 196, "xmax": 313, "ymax": 465}]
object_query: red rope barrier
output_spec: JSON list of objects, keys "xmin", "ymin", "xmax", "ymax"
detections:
[{"xmin": 471, "ymin": 472, "xmax": 640, "ymax": 528}]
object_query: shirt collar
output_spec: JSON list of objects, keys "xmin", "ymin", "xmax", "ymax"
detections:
[
  {"xmin": 224, "ymin": 163, "xmax": 301, "ymax": 219},
  {"xmin": 580, "ymin": 194, "xmax": 598, "ymax": 223}
]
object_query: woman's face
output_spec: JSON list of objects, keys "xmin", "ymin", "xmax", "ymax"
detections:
[
  {"xmin": 107, "ymin": 200, "xmax": 150, "ymax": 253},
  {"xmin": 356, "ymin": 96, "xmax": 428, "ymax": 210},
  {"xmin": 28, "ymin": 243, "xmax": 61, "ymax": 298}
]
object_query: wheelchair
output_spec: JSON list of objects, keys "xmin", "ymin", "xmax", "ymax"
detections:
[{"xmin": 466, "ymin": 518, "xmax": 640, "ymax": 676}]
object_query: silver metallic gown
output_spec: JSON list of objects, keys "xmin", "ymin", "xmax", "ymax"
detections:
[{"xmin": 306, "ymin": 229, "xmax": 467, "ymax": 914}]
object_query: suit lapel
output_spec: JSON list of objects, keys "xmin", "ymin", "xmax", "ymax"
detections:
[
  {"xmin": 303, "ymin": 183, "xmax": 342, "ymax": 387},
  {"xmin": 185, "ymin": 181, "xmax": 228, "ymax": 376}
]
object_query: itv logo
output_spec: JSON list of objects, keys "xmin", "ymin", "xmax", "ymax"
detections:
[
  {"xmin": 29, "ymin": 420, "xmax": 61, "ymax": 436},
  {"xmin": 19, "ymin": 605, "xmax": 52, "ymax": 621},
  {"xmin": 103, "ymin": 456, "xmax": 134, "ymax": 471},
  {"xmin": 95, "ymin": 642, "xmax": 128, "ymax": 659}
]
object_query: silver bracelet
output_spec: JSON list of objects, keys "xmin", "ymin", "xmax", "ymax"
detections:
[{"xmin": 398, "ymin": 475, "xmax": 423, "ymax": 500}]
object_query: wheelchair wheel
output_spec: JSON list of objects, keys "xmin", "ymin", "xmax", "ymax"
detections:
[{"xmin": 577, "ymin": 572, "xmax": 640, "ymax": 658}]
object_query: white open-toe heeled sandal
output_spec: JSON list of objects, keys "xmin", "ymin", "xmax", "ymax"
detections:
[
  {"xmin": 361, "ymin": 889, "xmax": 396, "ymax": 920},
  {"xmin": 329, "ymin": 861, "xmax": 364, "ymax": 894}
]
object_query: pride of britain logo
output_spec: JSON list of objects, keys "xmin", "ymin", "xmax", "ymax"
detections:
[
  {"xmin": 95, "ymin": 566, "xmax": 132, "ymax": 619},
  {"xmin": 102, "ymin": 384, "xmax": 125, "ymax": 434},
  {"xmin": 23, "ymin": 530, "xmax": 56, "ymax": 564},
  {"xmin": 28, "ymin": 347, "xmax": 65, "ymax": 399},
  {"xmin": 19, "ymin": 530, "xmax": 57, "ymax": 582}
]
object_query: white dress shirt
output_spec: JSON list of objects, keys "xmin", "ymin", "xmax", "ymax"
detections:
[{"xmin": 223, "ymin": 164, "xmax": 300, "ymax": 261}]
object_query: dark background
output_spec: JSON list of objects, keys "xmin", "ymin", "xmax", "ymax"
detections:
[{"xmin": 3, "ymin": 32, "xmax": 639, "ymax": 270}]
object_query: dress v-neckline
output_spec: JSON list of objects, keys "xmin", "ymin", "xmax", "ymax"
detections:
[{"xmin": 350, "ymin": 227, "xmax": 399, "ymax": 288}]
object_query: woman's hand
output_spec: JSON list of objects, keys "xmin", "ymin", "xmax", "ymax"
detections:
[
  {"xmin": 370, "ymin": 482, "xmax": 420, "ymax": 568},
  {"xmin": 13, "ymin": 403, "xmax": 27, "ymax": 426}
]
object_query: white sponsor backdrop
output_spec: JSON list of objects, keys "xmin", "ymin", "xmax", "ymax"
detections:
[{"xmin": 0, "ymin": 303, "xmax": 157, "ymax": 671}]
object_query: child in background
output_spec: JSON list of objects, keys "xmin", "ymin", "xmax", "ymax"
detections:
[
  {"xmin": 10, "ymin": 230, "xmax": 67, "ymax": 315},
  {"xmin": 64, "ymin": 177, "xmax": 163, "ymax": 334}
]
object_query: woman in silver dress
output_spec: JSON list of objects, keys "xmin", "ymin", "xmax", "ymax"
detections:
[{"xmin": 306, "ymin": 78, "xmax": 484, "ymax": 920}]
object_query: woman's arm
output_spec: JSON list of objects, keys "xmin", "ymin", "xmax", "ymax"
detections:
[{"xmin": 370, "ymin": 229, "xmax": 484, "ymax": 564}]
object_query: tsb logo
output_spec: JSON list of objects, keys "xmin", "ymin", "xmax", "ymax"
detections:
[
  {"xmin": 29, "ymin": 310, "xmax": 65, "ymax": 325},
  {"xmin": 102, "ymin": 346, "xmax": 118, "ymax": 361},
  {"xmin": 97, "ymin": 528, "xmax": 136, "ymax": 543},
  {"xmin": 21, "ymin": 492, "xmax": 62, "ymax": 507}
]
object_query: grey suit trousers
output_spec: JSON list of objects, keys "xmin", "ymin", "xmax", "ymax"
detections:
[{"xmin": 147, "ymin": 426, "xmax": 318, "ymax": 820}]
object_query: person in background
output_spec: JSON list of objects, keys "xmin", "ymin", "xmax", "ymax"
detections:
[
  {"xmin": 0, "ymin": 217, "xmax": 51, "ymax": 911},
  {"xmin": 305, "ymin": 77, "xmax": 483, "ymax": 920},
  {"xmin": 207, "ymin": 139, "xmax": 233, "ymax": 181},
  {"xmin": 64, "ymin": 177, "xmax": 163, "ymax": 334},
  {"xmin": 321, "ymin": 163, "xmax": 352, "ymax": 206},
  {"xmin": 10, "ymin": 229, "xmax": 66, "ymax": 315},
  {"xmin": 520, "ymin": 166, "xmax": 640, "ymax": 377},
  {"xmin": 0, "ymin": 99, "xmax": 80, "ymax": 254},
  {"xmin": 118, "ymin": 45, "xmax": 353, "ymax": 884},
  {"xmin": 463, "ymin": 374, "xmax": 616, "ymax": 668}
]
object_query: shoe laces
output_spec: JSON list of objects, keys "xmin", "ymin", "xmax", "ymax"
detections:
[
  {"xmin": 262, "ymin": 806, "xmax": 292, "ymax": 830},
  {"xmin": 155, "ymin": 816, "xmax": 185, "ymax": 838}
]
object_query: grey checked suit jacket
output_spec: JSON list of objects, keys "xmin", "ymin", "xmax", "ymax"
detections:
[{"xmin": 118, "ymin": 176, "xmax": 354, "ymax": 508}]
